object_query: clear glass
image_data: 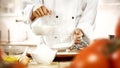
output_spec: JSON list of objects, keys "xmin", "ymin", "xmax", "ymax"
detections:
[{"xmin": 0, "ymin": 45, "xmax": 29, "ymax": 63}]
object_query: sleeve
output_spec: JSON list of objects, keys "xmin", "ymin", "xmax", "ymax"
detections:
[
  {"xmin": 23, "ymin": 24, "xmax": 39, "ymax": 45},
  {"xmin": 22, "ymin": 1, "xmax": 43, "ymax": 44},
  {"xmin": 23, "ymin": 4, "xmax": 34, "ymax": 24},
  {"xmin": 23, "ymin": 0, "xmax": 43, "ymax": 24},
  {"xmin": 76, "ymin": 0, "xmax": 98, "ymax": 42}
]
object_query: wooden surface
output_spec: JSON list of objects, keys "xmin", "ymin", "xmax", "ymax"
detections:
[
  {"xmin": 26, "ymin": 51, "xmax": 78, "ymax": 62},
  {"xmin": 54, "ymin": 52, "xmax": 78, "ymax": 61}
]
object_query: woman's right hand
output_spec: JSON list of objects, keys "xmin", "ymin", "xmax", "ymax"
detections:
[{"xmin": 31, "ymin": 6, "xmax": 51, "ymax": 21}]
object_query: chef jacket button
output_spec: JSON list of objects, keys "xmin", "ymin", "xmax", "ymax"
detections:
[
  {"xmin": 72, "ymin": 17, "xmax": 74, "ymax": 19},
  {"xmin": 54, "ymin": 36, "xmax": 57, "ymax": 39},
  {"xmin": 56, "ymin": 16, "xmax": 58, "ymax": 18}
]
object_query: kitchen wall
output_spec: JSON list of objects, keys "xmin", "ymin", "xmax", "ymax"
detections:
[
  {"xmin": 0, "ymin": 0, "xmax": 23, "ymax": 42},
  {"xmin": 0, "ymin": 0, "xmax": 120, "ymax": 42},
  {"xmin": 92, "ymin": 0, "xmax": 120, "ymax": 39}
]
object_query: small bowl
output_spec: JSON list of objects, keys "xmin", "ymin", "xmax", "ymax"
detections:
[
  {"xmin": 1, "ymin": 45, "xmax": 28, "ymax": 55},
  {"xmin": 0, "ymin": 45, "xmax": 29, "ymax": 63}
]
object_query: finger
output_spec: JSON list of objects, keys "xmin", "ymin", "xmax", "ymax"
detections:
[
  {"xmin": 35, "ymin": 10, "xmax": 41, "ymax": 17},
  {"xmin": 74, "ymin": 30, "xmax": 81, "ymax": 35},
  {"xmin": 41, "ymin": 6, "xmax": 49, "ymax": 15},
  {"xmin": 76, "ymin": 37, "xmax": 81, "ymax": 41},
  {"xmin": 48, "ymin": 10, "xmax": 52, "ymax": 15},
  {"xmin": 38, "ymin": 6, "xmax": 45, "ymax": 16},
  {"xmin": 76, "ymin": 35, "xmax": 81, "ymax": 38},
  {"xmin": 73, "ymin": 35, "xmax": 81, "ymax": 40},
  {"xmin": 76, "ymin": 40, "xmax": 81, "ymax": 43},
  {"xmin": 74, "ymin": 29, "xmax": 84, "ymax": 36},
  {"xmin": 43, "ymin": 6, "xmax": 52, "ymax": 15},
  {"xmin": 73, "ymin": 30, "xmax": 78, "ymax": 35},
  {"xmin": 33, "ymin": 11, "xmax": 39, "ymax": 18},
  {"xmin": 74, "ymin": 38, "xmax": 81, "ymax": 42},
  {"xmin": 74, "ymin": 40, "xmax": 80, "ymax": 44}
]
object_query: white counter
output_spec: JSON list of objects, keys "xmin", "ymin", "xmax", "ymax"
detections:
[{"xmin": 28, "ymin": 62, "xmax": 71, "ymax": 68}]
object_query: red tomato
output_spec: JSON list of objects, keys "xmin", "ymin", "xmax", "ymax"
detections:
[
  {"xmin": 70, "ymin": 49, "xmax": 110, "ymax": 68},
  {"xmin": 87, "ymin": 38, "xmax": 112, "ymax": 53},
  {"xmin": 115, "ymin": 18, "xmax": 120, "ymax": 38},
  {"xmin": 0, "ymin": 49, "xmax": 2, "ymax": 60},
  {"xmin": 0, "ymin": 49, "xmax": 1, "ymax": 56},
  {"xmin": 12, "ymin": 62, "xmax": 27, "ymax": 68},
  {"xmin": 110, "ymin": 49, "xmax": 120, "ymax": 68}
]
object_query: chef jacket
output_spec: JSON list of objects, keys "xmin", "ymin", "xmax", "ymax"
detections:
[{"xmin": 23, "ymin": 0, "xmax": 98, "ymax": 48}]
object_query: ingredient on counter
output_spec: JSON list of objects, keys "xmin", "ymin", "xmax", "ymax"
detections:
[
  {"xmin": 3, "ymin": 56, "xmax": 18, "ymax": 63},
  {"xmin": 0, "ymin": 48, "xmax": 27, "ymax": 68}
]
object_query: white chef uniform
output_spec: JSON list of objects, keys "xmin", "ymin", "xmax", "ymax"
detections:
[{"xmin": 22, "ymin": 0, "xmax": 98, "ymax": 64}]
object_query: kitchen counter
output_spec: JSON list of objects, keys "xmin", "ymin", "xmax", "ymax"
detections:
[
  {"xmin": 54, "ymin": 51, "xmax": 78, "ymax": 61},
  {"xmin": 0, "ymin": 42, "xmax": 36, "ymax": 47},
  {"xmin": 0, "ymin": 42, "xmax": 78, "ymax": 68},
  {"xmin": 29, "ymin": 61, "xmax": 71, "ymax": 68},
  {"xmin": 28, "ymin": 52, "xmax": 77, "ymax": 68}
]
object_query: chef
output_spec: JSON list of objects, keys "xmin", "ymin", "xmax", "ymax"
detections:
[
  {"xmin": 23, "ymin": 0, "xmax": 98, "ymax": 47},
  {"xmin": 20, "ymin": 0, "xmax": 98, "ymax": 65}
]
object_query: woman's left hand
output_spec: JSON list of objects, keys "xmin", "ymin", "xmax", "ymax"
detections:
[{"xmin": 73, "ymin": 28, "xmax": 83, "ymax": 44}]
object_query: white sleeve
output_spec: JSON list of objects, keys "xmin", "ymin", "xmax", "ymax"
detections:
[
  {"xmin": 23, "ymin": 0, "xmax": 43, "ymax": 24},
  {"xmin": 76, "ymin": 0, "xmax": 98, "ymax": 41},
  {"xmin": 23, "ymin": 4, "xmax": 34, "ymax": 24},
  {"xmin": 23, "ymin": 4, "xmax": 42, "ymax": 44},
  {"xmin": 23, "ymin": 25, "xmax": 39, "ymax": 45}
]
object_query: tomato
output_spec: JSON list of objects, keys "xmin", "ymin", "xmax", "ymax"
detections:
[
  {"xmin": 87, "ymin": 38, "xmax": 112, "ymax": 53},
  {"xmin": 109, "ymin": 49, "xmax": 120, "ymax": 68},
  {"xmin": 12, "ymin": 62, "xmax": 27, "ymax": 68},
  {"xmin": 69, "ymin": 38, "xmax": 113, "ymax": 68},
  {"xmin": 69, "ymin": 17, "xmax": 120, "ymax": 68},
  {"xmin": 0, "ymin": 49, "xmax": 2, "ymax": 60},
  {"xmin": 70, "ymin": 49, "xmax": 110, "ymax": 68},
  {"xmin": 5, "ymin": 62, "xmax": 27, "ymax": 68},
  {"xmin": 115, "ymin": 18, "xmax": 120, "ymax": 38}
]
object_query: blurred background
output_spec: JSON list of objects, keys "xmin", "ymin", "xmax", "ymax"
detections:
[
  {"xmin": 93, "ymin": 0, "xmax": 120, "ymax": 39},
  {"xmin": 0, "ymin": 0, "xmax": 120, "ymax": 42}
]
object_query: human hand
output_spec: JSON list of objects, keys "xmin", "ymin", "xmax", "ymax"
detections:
[
  {"xmin": 31, "ymin": 6, "xmax": 51, "ymax": 21},
  {"xmin": 73, "ymin": 28, "xmax": 84, "ymax": 44}
]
